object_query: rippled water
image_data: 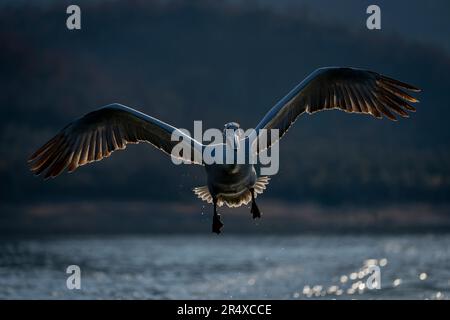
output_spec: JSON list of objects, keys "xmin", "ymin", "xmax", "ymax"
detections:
[{"xmin": 0, "ymin": 235, "xmax": 449, "ymax": 299}]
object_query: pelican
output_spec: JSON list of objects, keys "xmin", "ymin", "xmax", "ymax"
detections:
[{"xmin": 28, "ymin": 67, "xmax": 421, "ymax": 233}]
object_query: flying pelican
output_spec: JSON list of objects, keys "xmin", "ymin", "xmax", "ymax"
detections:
[{"xmin": 28, "ymin": 67, "xmax": 421, "ymax": 234}]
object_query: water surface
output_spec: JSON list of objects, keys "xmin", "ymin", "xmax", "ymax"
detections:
[{"xmin": 0, "ymin": 235, "xmax": 448, "ymax": 299}]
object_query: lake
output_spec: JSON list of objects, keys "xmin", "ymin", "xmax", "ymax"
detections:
[{"xmin": 0, "ymin": 234, "xmax": 448, "ymax": 299}]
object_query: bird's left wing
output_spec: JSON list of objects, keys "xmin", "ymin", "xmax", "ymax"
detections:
[
  {"xmin": 251, "ymin": 67, "xmax": 421, "ymax": 151},
  {"xmin": 28, "ymin": 103, "xmax": 204, "ymax": 179}
]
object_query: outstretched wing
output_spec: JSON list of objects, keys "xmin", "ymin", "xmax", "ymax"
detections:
[
  {"xmin": 28, "ymin": 103, "xmax": 204, "ymax": 179},
  {"xmin": 252, "ymin": 67, "xmax": 421, "ymax": 151}
]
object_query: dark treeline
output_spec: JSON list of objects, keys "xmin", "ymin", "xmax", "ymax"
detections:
[{"xmin": 1, "ymin": 0, "xmax": 450, "ymax": 207}]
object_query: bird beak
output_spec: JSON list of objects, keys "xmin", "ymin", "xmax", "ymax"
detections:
[
  {"xmin": 226, "ymin": 131, "xmax": 240, "ymax": 150},
  {"xmin": 234, "ymin": 134, "xmax": 240, "ymax": 150}
]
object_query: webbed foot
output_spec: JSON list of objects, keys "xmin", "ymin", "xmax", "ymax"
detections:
[
  {"xmin": 212, "ymin": 213, "xmax": 224, "ymax": 234},
  {"xmin": 251, "ymin": 201, "xmax": 261, "ymax": 219},
  {"xmin": 249, "ymin": 188, "xmax": 261, "ymax": 219}
]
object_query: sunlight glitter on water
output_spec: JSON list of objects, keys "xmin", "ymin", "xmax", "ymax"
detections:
[{"xmin": 0, "ymin": 235, "xmax": 448, "ymax": 299}]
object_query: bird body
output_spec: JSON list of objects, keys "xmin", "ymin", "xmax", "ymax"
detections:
[
  {"xmin": 201, "ymin": 163, "xmax": 264, "ymax": 206},
  {"xmin": 206, "ymin": 163, "xmax": 256, "ymax": 195},
  {"xmin": 29, "ymin": 67, "xmax": 421, "ymax": 233}
]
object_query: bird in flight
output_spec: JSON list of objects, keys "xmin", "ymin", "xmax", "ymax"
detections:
[{"xmin": 29, "ymin": 67, "xmax": 421, "ymax": 234}]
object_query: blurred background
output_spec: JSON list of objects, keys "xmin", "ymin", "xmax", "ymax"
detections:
[{"xmin": 0, "ymin": 0, "xmax": 449, "ymax": 299}]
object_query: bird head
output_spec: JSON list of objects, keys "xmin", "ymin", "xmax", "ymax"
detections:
[{"xmin": 223, "ymin": 122, "xmax": 242, "ymax": 150}]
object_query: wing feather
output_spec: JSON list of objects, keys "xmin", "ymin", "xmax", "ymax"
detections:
[
  {"xmin": 252, "ymin": 67, "xmax": 420, "ymax": 151},
  {"xmin": 29, "ymin": 103, "xmax": 204, "ymax": 179}
]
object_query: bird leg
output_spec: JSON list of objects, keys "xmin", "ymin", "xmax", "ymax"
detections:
[
  {"xmin": 250, "ymin": 188, "xmax": 261, "ymax": 219},
  {"xmin": 212, "ymin": 198, "xmax": 224, "ymax": 234}
]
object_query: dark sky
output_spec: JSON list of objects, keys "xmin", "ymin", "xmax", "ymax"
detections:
[
  {"xmin": 3, "ymin": 0, "xmax": 448, "ymax": 51},
  {"xmin": 239, "ymin": 0, "xmax": 450, "ymax": 52}
]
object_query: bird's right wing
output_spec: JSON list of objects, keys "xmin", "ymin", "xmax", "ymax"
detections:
[{"xmin": 28, "ymin": 103, "xmax": 204, "ymax": 179}]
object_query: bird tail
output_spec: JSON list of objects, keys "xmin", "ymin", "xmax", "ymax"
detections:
[
  {"xmin": 192, "ymin": 186, "xmax": 214, "ymax": 204},
  {"xmin": 253, "ymin": 176, "xmax": 270, "ymax": 195},
  {"xmin": 193, "ymin": 176, "xmax": 271, "ymax": 208}
]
